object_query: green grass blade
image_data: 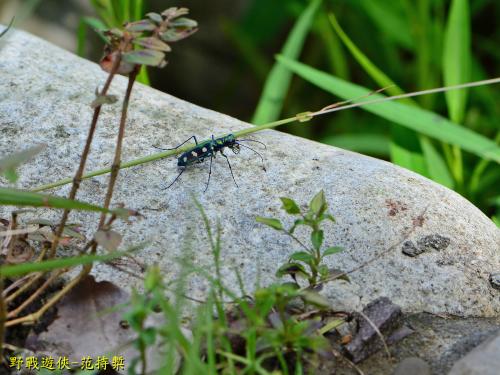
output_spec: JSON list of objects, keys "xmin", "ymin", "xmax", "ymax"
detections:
[
  {"xmin": 251, "ymin": 0, "xmax": 322, "ymax": 125},
  {"xmin": 358, "ymin": 0, "xmax": 413, "ymax": 49},
  {"xmin": 221, "ymin": 19, "xmax": 270, "ymax": 80},
  {"xmin": 328, "ymin": 12, "xmax": 406, "ymax": 98},
  {"xmin": 277, "ymin": 56, "xmax": 500, "ymax": 163},
  {"xmin": 133, "ymin": 0, "xmax": 144, "ymax": 21},
  {"xmin": 315, "ymin": 12, "xmax": 349, "ymax": 79},
  {"xmin": 329, "ymin": 11, "xmax": 431, "ymax": 176},
  {"xmin": 0, "ymin": 187, "xmax": 113, "ymax": 213},
  {"xmin": 420, "ymin": 138, "xmax": 455, "ymax": 188},
  {"xmin": 443, "ymin": 0, "xmax": 471, "ymax": 123},
  {"xmin": 136, "ymin": 65, "xmax": 150, "ymax": 85},
  {"xmin": 82, "ymin": 16, "xmax": 108, "ymax": 42},
  {"xmin": 0, "ymin": 17, "xmax": 15, "ymax": 38},
  {"xmin": 0, "ymin": 245, "xmax": 141, "ymax": 277},
  {"xmin": 322, "ymin": 134, "xmax": 389, "ymax": 156}
]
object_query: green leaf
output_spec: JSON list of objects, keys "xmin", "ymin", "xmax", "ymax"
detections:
[
  {"xmin": 170, "ymin": 17, "xmax": 198, "ymax": 28},
  {"xmin": 420, "ymin": 138, "xmax": 455, "ymax": 188},
  {"xmin": 125, "ymin": 19, "xmax": 156, "ymax": 32},
  {"xmin": 443, "ymin": 0, "xmax": 471, "ymax": 123},
  {"xmin": 277, "ymin": 56, "xmax": 500, "ymax": 163},
  {"xmin": 122, "ymin": 50, "xmax": 165, "ymax": 67},
  {"xmin": 311, "ymin": 230, "xmax": 324, "ymax": 251},
  {"xmin": 357, "ymin": 0, "xmax": 413, "ymax": 49},
  {"xmin": 133, "ymin": 37, "xmax": 171, "ymax": 52},
  {"xmin": 62, "ymin": 226, "xmax": 85, "ymax": 241},
  {"xmin": 159, "ymin": 27, "xmax": 197, "ymax": 43},
  {"xmin": 276, "ymin": 263, "xmax": 309, "ymax": 279},
  {"xmin": 290, "ymin": 218, "xmax": 306, "ymax": 233},
  {"xmin": 140, "ymin": 327, "xmax": 157, "ymax": 345},
  {"xmin": 146, "ymin": 12, "xmax": 163, "ymax": 24},
  {"xmin": 300, "ymin": 291, "xmax": 330, "ymax": 308},
  {"xmin": 323, "ymin": 133, "xmax": 390, "ymax": 156},
  {"xmin": 0, "ymin": 144, "xmax": 46, "ymax": 182},
  {"xmin": 309, "ymin": 190, "xmax": 327, "ymax": 217},
  {"xmin": 328, "ymin": 12, "xmax": 407, "ymax": 99},
  {"xmin": 323, "ymin": 247, "xmax": 343, "ymax": 257},
  {"xmin": 0, "ymin": 246, "xmax": 141, "ymax": 277},
  {"xmin": 251, "ymin": 0, "xmax": 322, "ymax": 124},
  {"xmin": 319, "ymin": 264, "xmax": 329, "ymax": 278},
  {"xmin": 0, "ymin": 187, "xmax": 113, "ymax": 214},
  {"xmin": 492, "ymin": 215, "xmax": 500, "ymax": 227},
  {"xmin": 289, "ymin": 251, "xmax": 314, "ymax": 263},
  {"xmin": 280, "ymin": 197, "xmax": 301, "ymax": 214},
  {"xmin": 328, "ymin": 12, "xmax": 427, "ymax": 175},
  {"xmin": 256, "ymin": 216, "xmax": 283, "ymax": 230},
  {"xmin": 319, "ymin": 213, "xmax": 335, "ymax": 223}
]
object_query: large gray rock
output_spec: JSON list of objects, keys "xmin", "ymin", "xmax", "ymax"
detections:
[
  {"xmin": 1, "ymin": 27, "xmax": 499, "ymax": 317},
  {"xmin": 448, "ymin": 331, "xmax": 500, "ymax": 375}
]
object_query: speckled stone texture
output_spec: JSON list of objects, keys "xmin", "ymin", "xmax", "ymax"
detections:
[{"xmin": 1, "ymin": 27, "xmax": 499, "ymax": 317}]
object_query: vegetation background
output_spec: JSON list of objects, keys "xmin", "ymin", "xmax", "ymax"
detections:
[{"xmin": 1, "ymin": 0, "xmax": 499, "ymax": 222}]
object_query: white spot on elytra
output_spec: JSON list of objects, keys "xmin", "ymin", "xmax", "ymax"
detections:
[
  {"xmin": 183, "ymin": 157, "xmax": 187, "ymax": 162},
  {"xmin": 202, "ymin": 147, "xmax": 207, "ymax": 152},
  {"xmin": 191, "ymin": 151, "xmax": 198, "ymax": 157}
]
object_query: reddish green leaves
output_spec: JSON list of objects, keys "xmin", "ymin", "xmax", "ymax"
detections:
[{"xmin": 100, "ymin": 7, "xmax": 197, "ymax": 75}]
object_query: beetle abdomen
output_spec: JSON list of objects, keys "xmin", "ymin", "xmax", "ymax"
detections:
[{"xmin": 177, "ymin": 145, "xmax": 214, "ymax": 167}]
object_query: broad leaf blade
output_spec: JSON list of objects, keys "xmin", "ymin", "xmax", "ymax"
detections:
[
  {"xmin": 123, "ymin": 50, "xmax": 165, "ymax": 67},
  {"xmin": 280, "ymin": 197, "xmax": 301, "ymax": 214},
  {"xmin": 256, "ymin": 216, "xmax": 283, "ymax": 230}
]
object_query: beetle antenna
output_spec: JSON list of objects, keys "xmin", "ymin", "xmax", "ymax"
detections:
[
  {"xmin": 237, "ymin": 139, "xmax": 267, "ymax": 149},
  {"xmin": 237, "ymin": 143, "xmax": 266, "ymax": 171}
]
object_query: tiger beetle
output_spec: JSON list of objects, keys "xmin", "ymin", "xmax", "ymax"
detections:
[{"xmin": 153, "ymin": 134, "xmax": 266, "ymax": 192}]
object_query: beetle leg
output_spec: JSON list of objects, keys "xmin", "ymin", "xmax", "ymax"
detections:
[
  {"xmin": 220, "ymin": 150, "xmax": 238, "ymax": 188},
  {"xmin": 204, "ymin": 155, "xmax": 214, "ymax": 193},
  {"xmin": 153, "ymin": 135, "xmax": 198, "ymax": 151}
]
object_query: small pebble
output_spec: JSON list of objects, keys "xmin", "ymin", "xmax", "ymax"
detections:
[
  {"xmin": 489, "ymin": 272, "xmax": 500, "ymax": 290},
  {"xmin": 392, "ymin": 357, "xmax": 430, "ymax": 375},
  {"xmin": 402, "ymin": 241, "xmax": 424, "ymax": 257}
]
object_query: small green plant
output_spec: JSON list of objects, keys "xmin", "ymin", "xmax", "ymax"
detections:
[
  {"xmin": 78, "ymin": 0, "xmax": 150, "ymax": 84},
  {"xmin": 257, "ymin": 190, "xmax": 344, "ymax": 287},
  {"xmin": 119, "ymin": 199, "xmax": 342, "ymax": 374}
]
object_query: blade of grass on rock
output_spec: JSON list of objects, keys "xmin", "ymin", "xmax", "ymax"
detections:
[
  {"xmin": 0, "ymin": 245, "xmax": 142, "ymax": 277},
  {"xmin": 0, "ymin": 187, "xmax": 114, "ymax": 214}
]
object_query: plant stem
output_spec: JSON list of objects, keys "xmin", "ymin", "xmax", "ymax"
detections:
[
  {"xmin": 31, "ymin": 76, "xmax": 500, "ymax": 193},
  {"xmin": 0, "ymin": 278, "xmax": 6, "ymax": 362},
  {"xmin": 90, "ymin": 65, "xmax": 138, "ymax": 260},
  {"xmin": 285, "ymin": 231, "xmax": 310, "ymax": 253},
  {"xmin": 48, "ymin": 55, "xmax": 121, "ymax": 258},
  {"xmin": 97, "ymin": 66, "xmax": 138, "ymax": 230}
]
